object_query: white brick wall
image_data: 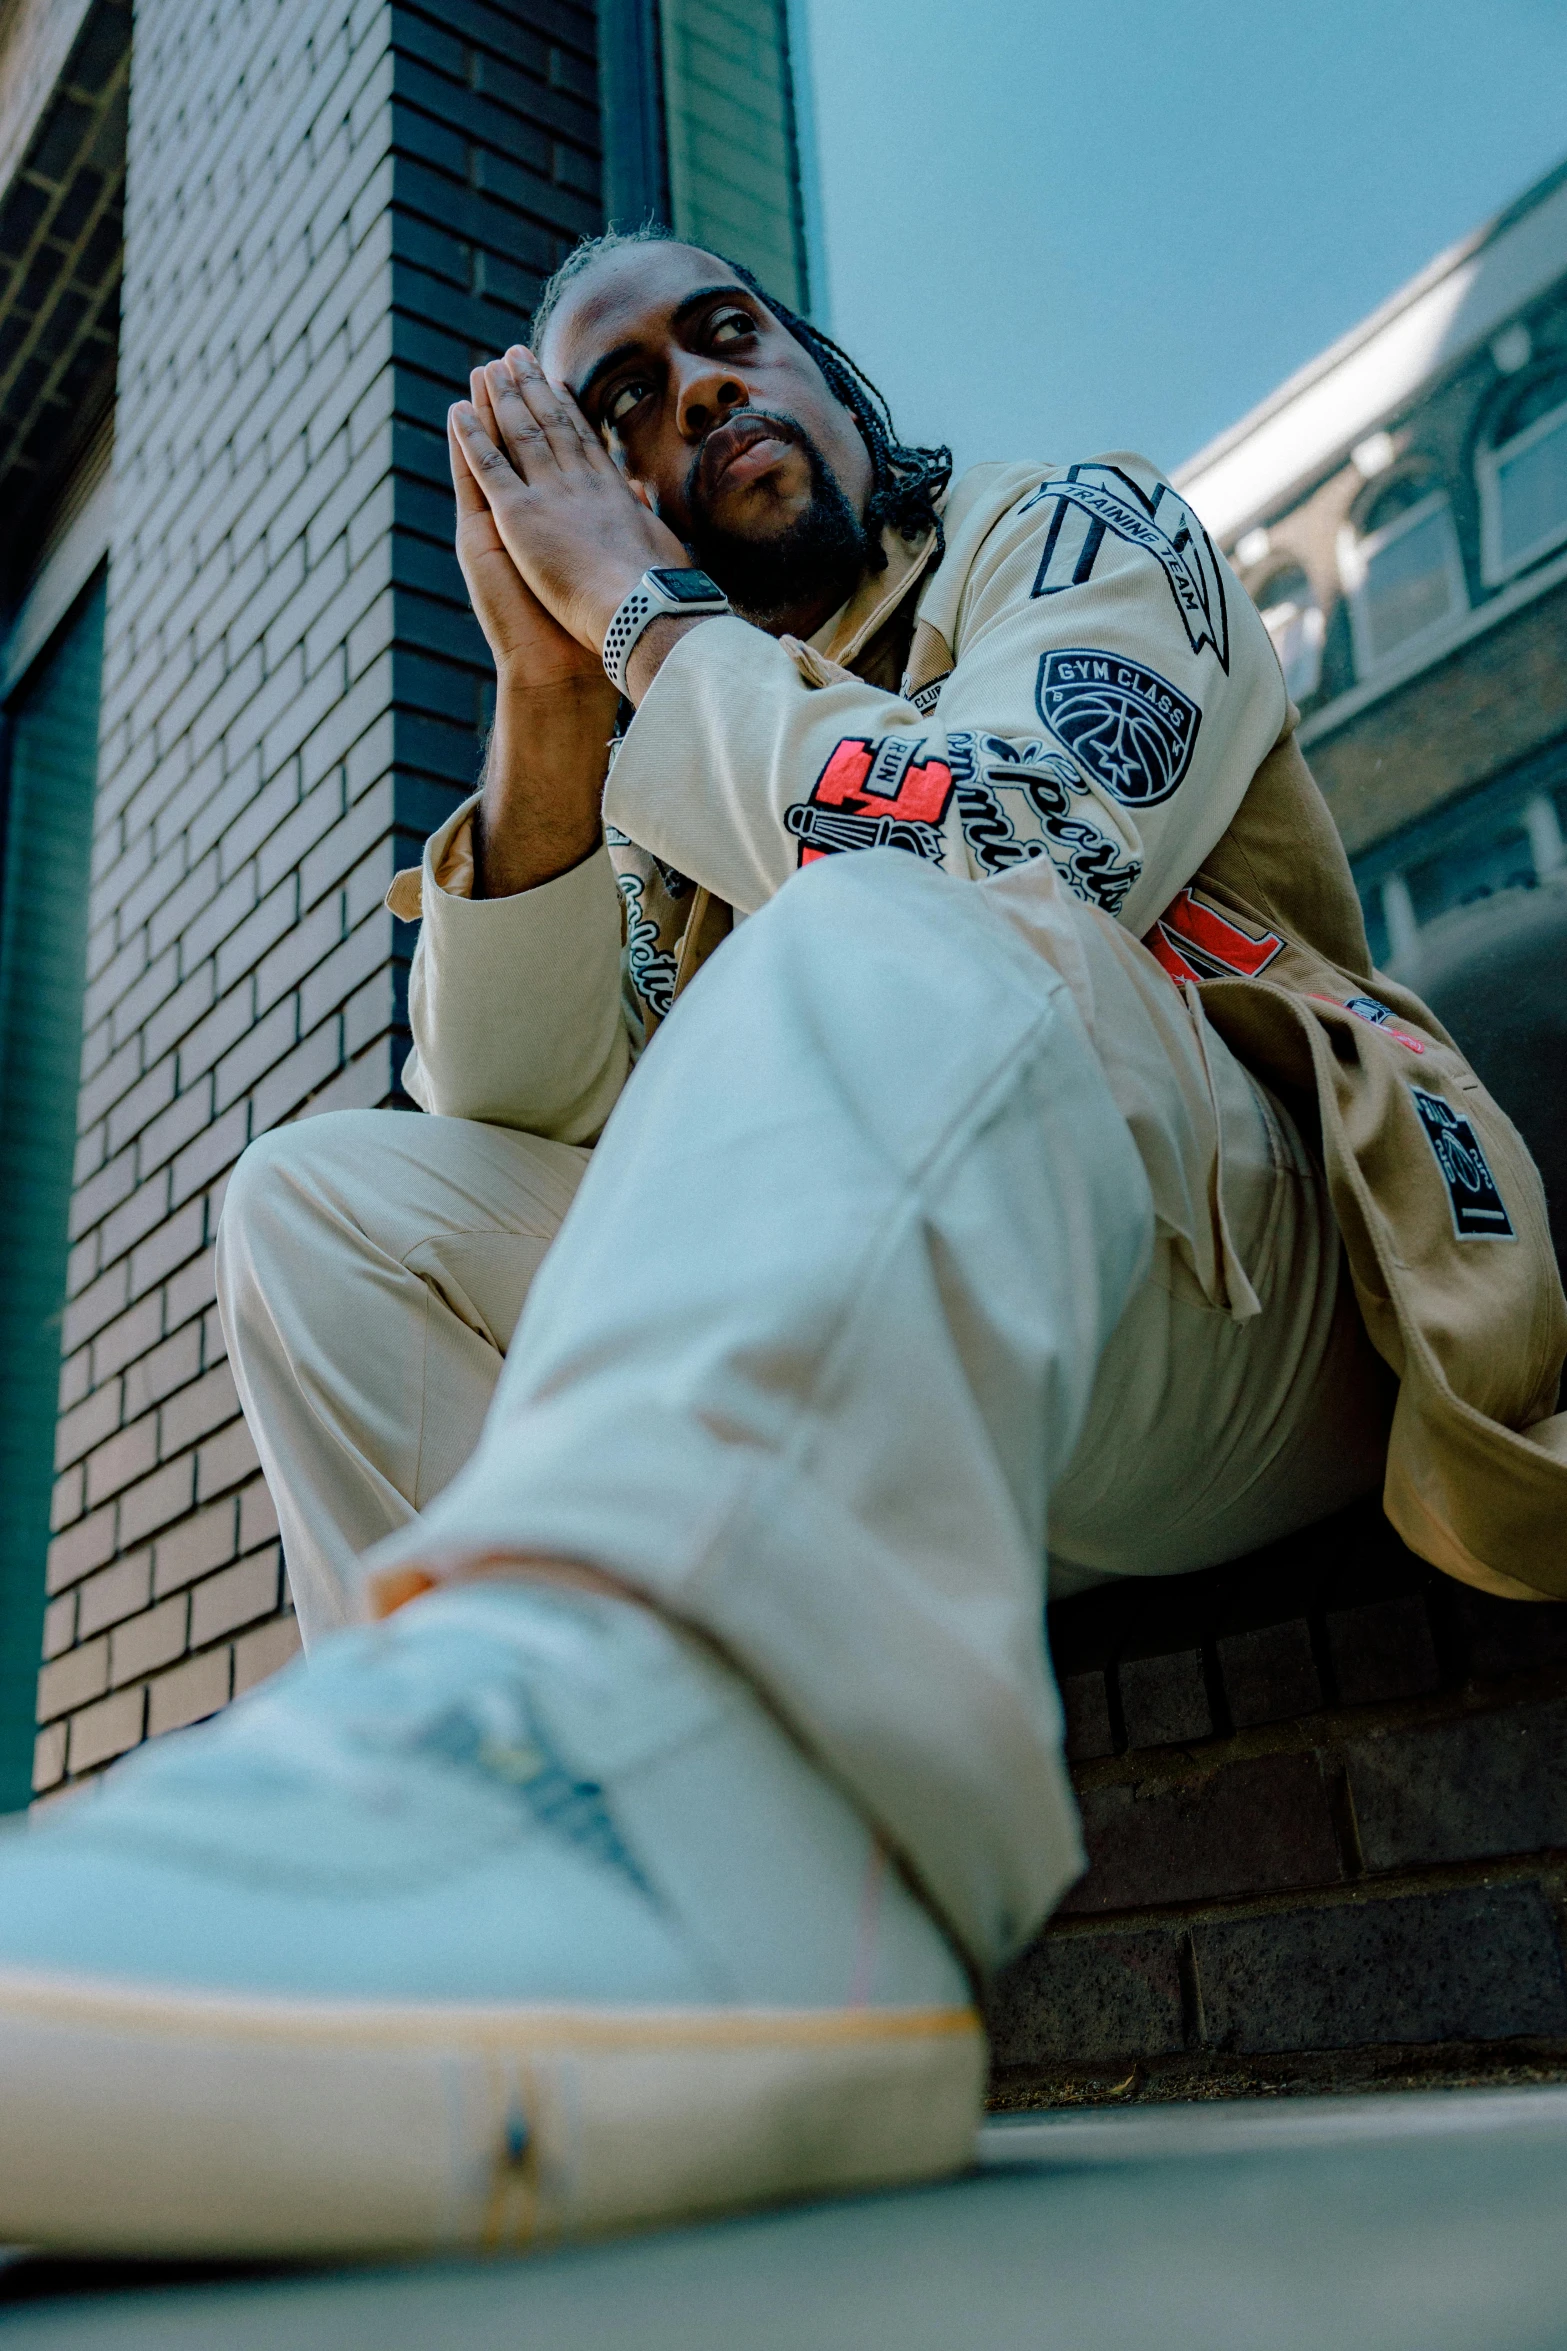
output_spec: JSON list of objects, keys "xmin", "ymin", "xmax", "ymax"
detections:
[{"xmin": 38, "ymin": 0, "xmax": 602, "ymax": 1792}]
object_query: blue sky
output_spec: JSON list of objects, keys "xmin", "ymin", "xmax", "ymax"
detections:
[{"xmin": 798, "ymin": 0, "xmax": 1567, "ymax": 477}]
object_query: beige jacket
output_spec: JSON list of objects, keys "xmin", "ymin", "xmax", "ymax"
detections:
[{"xmin": 390, "ymin": 458, "xmax": 1567, "ymax": 1601}]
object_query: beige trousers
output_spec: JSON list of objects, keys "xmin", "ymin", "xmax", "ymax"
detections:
[{"xmin": 218, "ymin": 853, "xmax": 1389, "ymax": 1967}]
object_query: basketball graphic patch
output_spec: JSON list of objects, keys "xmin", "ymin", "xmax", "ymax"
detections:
[
  {"xmin": 1410, "ymin": 1087, "xmax": 1515, "ymax": 1240},
  {"xmin": 1037, "ymin": 649, "xmax": 1201, "ymax": 807}
]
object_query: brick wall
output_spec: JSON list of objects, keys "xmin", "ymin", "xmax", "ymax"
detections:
[
  {"xmin": 988, "ymin": 1499, "xmax": 1567, "ymax": 2103},
  {"xmin": 1307, "ymin": 576, "xmax": 1567, "ymax": 859},
  {"xmin": 0, "ymin": 0, "xmax": 127, "ymax": 570},
  {"xmin": 36, "ymin": 0, "xmax": 601, "ymax": 1795}
]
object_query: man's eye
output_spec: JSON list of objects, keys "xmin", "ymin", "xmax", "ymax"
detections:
[
  {"xmin": 710, "ymin": 309, "xmax": 755, "ymax": 346},
  {"xmin": 604, "ymin": 380, "xmax": 649, "ymax": 426}
]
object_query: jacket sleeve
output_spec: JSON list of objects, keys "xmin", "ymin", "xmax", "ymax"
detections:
[
  {"xmin": 393, "ymin": 793, "xmax": 631, "ymax": 1143},
  {"xmin": 603, "ymin": 454, "xmax": 1288, "ymax": 939}
]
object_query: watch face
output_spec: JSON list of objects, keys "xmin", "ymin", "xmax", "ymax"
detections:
[{"xmin": 649, "ymin": 567, "xmax": 725, "ymax": 603}]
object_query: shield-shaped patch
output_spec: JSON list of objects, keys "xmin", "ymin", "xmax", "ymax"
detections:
[{"xmin": 1037, "ymin": 648, "xmax": 1201, "ymax": 807}]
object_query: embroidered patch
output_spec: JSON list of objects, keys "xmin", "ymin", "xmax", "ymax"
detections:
[
  {"xmin": 611, "ymin": 864, "xmax": 678, "ymax": 1018},
  {"xmin": 1146, "ymin": 887, "xmax": 1283, "ymax": 985},
  {"xmin": 784, "ymin": 736, "xmax": 953, "ymax": 866},
  {"xmin": 907, "ymin": 671, "xmax": 951, "ymax": 716},
  {"xmin": 1037, "ymin": 649, "xmax": 1201, "ymax": 808},
  {"xmin": 1312, "ymin": 994, "xmax": 1426, "ymax": 1053},
  {"xmin": 1410, "ymin": 1088, "xmax": 1515, "ymax": 1240},
  {"xmin": 1022, "ymin": 463, "xmax": 1231, "ymax": 670},
  {"xmin": 949, "ymin": 733, "xmax": 1140, "ymax": 914},
  {"xmin": 1029, "ymin": 477, "xmax": 1110, "ymax": 596}
]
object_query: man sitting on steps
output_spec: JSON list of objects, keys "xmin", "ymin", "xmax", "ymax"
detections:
[{"xmin": 0, "ymin": 229, "xmax": 1562, "ymax": 2260}]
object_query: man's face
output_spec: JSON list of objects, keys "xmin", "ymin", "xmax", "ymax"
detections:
[{"xmin": 541, "ymin": 241, "xmax": 876, "ymax": 624}]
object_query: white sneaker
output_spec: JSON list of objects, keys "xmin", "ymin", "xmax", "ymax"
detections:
[{"xmin": 0, "ymin": 1584, "xmax": 982, "ymax": 2256}]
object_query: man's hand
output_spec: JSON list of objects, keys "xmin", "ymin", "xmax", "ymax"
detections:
[
  {"xmin": 450, "ymin": 369, "xmax": 608, "ymax": 693},
  {"xmin": 451, "ymin": 369, "xmax": 622, "ymax": 898},
  {"xmin": 450, "ymin": 349, "xmax": 689, "ymax": 660}
]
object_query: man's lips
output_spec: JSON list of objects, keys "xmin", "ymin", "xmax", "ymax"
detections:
[{"xmin": 697, "ymin": 415, "xmax": 800, "ymax": 500}]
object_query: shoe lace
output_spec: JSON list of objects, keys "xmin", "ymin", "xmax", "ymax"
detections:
[{"xmin": 188, "ymin": 1625, "xmax": 655, "ymax": 1896}]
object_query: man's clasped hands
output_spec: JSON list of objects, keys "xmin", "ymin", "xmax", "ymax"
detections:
[{"xmin": 448, "ymin": 349, "xmax": 683, "ymax": 702}]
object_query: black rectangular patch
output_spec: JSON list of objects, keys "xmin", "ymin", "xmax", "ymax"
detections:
[{"xmin": 1410, "ymin": 1087, "xmax": 1515, "ymax": 1240}]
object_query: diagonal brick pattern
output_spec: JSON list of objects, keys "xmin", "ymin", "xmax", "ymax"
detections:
[
  {"xmin": 36, "ymin": 0, "xmax": 601, "ymax": 1797},
  {"xmin": 0, "ymin": 0, "xmax": 129, "ymax": 563}
]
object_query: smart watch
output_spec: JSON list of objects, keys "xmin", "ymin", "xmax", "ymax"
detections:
[{"xmin": 602, "ymin": 567, "xmax": 730, "ymax": 696}]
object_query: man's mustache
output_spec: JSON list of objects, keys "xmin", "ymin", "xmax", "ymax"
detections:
[{"xmin": 684, "ymin": 408, "xmax": 813, "ymax": 519}]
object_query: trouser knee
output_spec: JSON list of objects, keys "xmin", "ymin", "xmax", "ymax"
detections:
[
  {"xmin": 218, "ymin": 1109, "xmax": 401, "ymax": 1296},
  {"xmin": 681, "ymin": 848, "xmax": 1066, "ymax": 1089},
  {"xmin": 695, "ymin": 850, "xmax": 1010, "ymax": 1027},
  {"xmin": 741, "ymin": 848, "xmax": 962, "ymax": 959}
]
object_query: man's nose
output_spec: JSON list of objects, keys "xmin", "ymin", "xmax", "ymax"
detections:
[{"xmin": 674, "ymin": 357, "xmax": 750, "ymax": 441}]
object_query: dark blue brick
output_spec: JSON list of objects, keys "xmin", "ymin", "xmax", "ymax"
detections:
[
  {"xmin": 391, "ymin": 206, "xmax": 471, "ymax": 291},
  {"xmin": 1194, "ymin": 1882, "xmax": 1567, "ymax": 2053},
  {"xmin": 1062, "ymin": 1753, "xmax": 1341, "ymax": 1915},
  {"xmin": 988, "ymin": 1926, "xmax": 1186, "ymax": 2066},
  {"xmin": 1327, "ymin": 1594, "xmax": 1441, "ymax": 1707},
  {"xmin": 1346, "ymin": 1700, "xmax": 1567, "ymax": 1870}
]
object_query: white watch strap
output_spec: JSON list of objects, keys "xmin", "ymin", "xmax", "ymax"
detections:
[
  {"xmin": 601, "ymin": 581, "xmax": 662, "ymax": 697},
  {"xmin": 601, "ymin": 571, "xmax": 728, "ymax": 697}
]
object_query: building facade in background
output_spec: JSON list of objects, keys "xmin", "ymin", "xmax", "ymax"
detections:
[
  {"xmin": 1178, "ymin": 161, "xmax": 1567, "ymax": 1264},
  {"xmin": 0, "ymin": 0, "xmax": 818, "ymax": 1811}
]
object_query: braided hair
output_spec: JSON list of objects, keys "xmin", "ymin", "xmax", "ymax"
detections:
[{"xmin": 528, "ymin": 227, "xmax": 952, "ymax": 569}]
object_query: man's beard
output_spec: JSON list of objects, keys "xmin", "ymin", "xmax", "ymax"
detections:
[{"xmin": 683, "ymin": 413, "xmax": 871, "ymax": 626}]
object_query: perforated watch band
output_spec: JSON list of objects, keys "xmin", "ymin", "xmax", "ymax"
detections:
[{"xmin": 601, "ymin": 569, "xmax": 729, "ymax": 696}]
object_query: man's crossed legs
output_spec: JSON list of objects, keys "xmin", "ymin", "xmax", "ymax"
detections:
[{"xmin": 0, "ymin": 854, "xmax": 1389, "ymax": 2254}]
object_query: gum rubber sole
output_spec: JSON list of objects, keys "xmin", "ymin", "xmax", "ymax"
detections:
[{"xmin": 0, "ymin": 1969, "xmax": 986, "ymax": 2256}]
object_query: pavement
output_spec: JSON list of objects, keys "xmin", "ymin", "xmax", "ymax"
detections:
[{"xmin": 4, "ymin": 2087, "xmax": 1567, "ymax": 2348}]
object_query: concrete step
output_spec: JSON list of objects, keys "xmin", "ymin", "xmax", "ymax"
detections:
[{"xmin": 6, "ymin": 2086, "xmax": 1567, "ymax": 2347}]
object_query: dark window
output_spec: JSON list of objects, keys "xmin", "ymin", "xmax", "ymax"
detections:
[
  {"xmin": 1343, "ymin": 484, "xmax": 1466, "ymax": 674},
  {"xmin": 1407, "ymin": 827, "xmax": 1535, "ymax": 923}
]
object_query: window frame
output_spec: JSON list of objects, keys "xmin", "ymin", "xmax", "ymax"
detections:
[
  {"xmin": 0, "ymin": 571, "xmax": 107, "ymax": 1814},
  {"xmin": 1478, "ymin": 388, "xmax": 1567, "ymax": 587},
  {"xmin": 1339, "ymin": 487, "xmax": 1468, "ymax": 679},
  {"xmin": 1254, "ymin": 565, "xmax": 1326, "ymax": 703}
]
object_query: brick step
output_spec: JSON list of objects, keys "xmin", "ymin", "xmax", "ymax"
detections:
[{"xmin": 988, "ymin": 1499, "xmax": 1567, "ymax": 2104}]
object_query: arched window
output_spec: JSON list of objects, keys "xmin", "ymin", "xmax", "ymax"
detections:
[
  {"xmin": 1254, "ymin": 563, "xmax": 1324, "ymax": 702},
  {"xmin": 1478, "ymin": 364, "xmax": 1567, "ymax": 585},
  {"xmin": 1339, "ymin": 470, "xmax": 1466, "ymax": 676}
]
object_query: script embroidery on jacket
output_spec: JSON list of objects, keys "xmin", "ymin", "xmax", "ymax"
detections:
[{"xmin": 949, "ymin": 732, "xmax": 1140, "ymax": 913}]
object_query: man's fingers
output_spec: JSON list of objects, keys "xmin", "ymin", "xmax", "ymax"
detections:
[
  {"xmin": 450, "ymin": 402, "xmax": 524, "ymax": 511},
  {"xmin": 470, "ymin": 366, "xmax": 511, "ymax": 461},
  {"xmin": 448, "ymin": 410, "xmax": 488, "ymax": 516},
  {"xmin": 504, "ymin": 345, "xmax": 609, "ymax": 470},
  {"xmin": 485, "ymin": 357, "xmax": 556, "ymax": 475},
  {"xmin": 512, "ymin": 343, "xmax": 612, "ymax": 459}
]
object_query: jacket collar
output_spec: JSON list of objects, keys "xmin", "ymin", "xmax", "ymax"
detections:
[{"xmin": 809, "ymin": 519, "xmax": 941, "ymax": 669}]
